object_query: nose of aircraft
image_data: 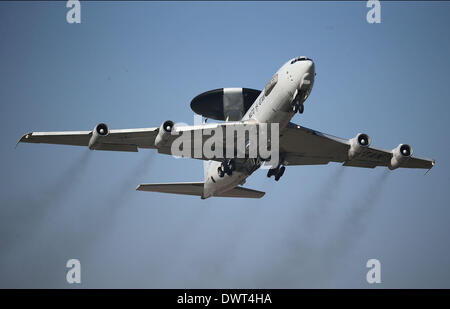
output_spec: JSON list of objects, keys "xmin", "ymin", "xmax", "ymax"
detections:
[
  {"xmin": 291, "ymin": 56, "xmax": 313, "ymax": 67},
  {"xmin": 299, "ymin": 59, "xmax": 314, "ymax": 91},
  {"xmin": 289, "ymin": 56, "xmax": 315, "ymax": 85},
  {"xmin": 305, "ymin": 58, "xmax": 314, "ymax": 74}
]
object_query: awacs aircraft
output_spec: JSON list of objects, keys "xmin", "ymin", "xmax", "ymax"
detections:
[{"xmin": 19, "ymin": 57, "xmax": 435, "ymax": 199}]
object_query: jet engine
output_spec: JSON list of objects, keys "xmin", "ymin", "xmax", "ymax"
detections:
[
  {"xmin": 154, "ymin": 120, "xmax": 175, "ymax": 148},
  {"xmin": 88, "ymin": 123, "xmax": 109, "ymax": 150},
  {"xmin": 389, "ymin": 144, "xmax": 412, "ymax": 170},
  {"xmin": 348, "ymin": 133, "xmax": 371, "ymax": 160}
]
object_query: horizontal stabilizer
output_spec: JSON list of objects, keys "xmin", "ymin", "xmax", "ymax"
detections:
[
  {"xmin": 136, "ymin": 182, "xmax": 265, "ymax": 199},
  {"xmin": 136, "ymin": 182, "xmax": 204, "ymax": 196},
  {"xmin": 215, "ymin": 186, "xmax": 265, "ymax": 199}
]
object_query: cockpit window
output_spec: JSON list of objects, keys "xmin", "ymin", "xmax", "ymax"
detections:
[
  {"xmin": 264, "ymin": 73, "xmax": 278, "ymax": 97},
  {"xmin": 291, "ymin": 56, "xmax": 311, "ymax": 64}
]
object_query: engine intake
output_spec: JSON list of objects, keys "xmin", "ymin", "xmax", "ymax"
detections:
[
  {"xmin": 348, "ymin": 133, "xmax": 371, "ymax": 160},
  {"xmin": 155, "ymin": 120, "xmax": 175, "ymax": 148},
  {"xmin": 389, "ymin": 144, "xmax": 412, "ymax": 170},
  {"xmin": 89, "ymin": 123, "xmax": 109, "ymax": 150}
]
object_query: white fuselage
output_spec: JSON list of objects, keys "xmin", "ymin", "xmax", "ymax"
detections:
[{"xmin": 202, "ymin": 57, "xmax": 315, "ymax": 199}]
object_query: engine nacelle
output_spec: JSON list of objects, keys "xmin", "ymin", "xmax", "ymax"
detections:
[
  {"xmin": 88, "ymin": 123, "xmax": 109, "ymax": 150},
  {"xmin": 348, "ymin": 133, "xmax": 371, "ymax": 160},
  {"xmin": 154, "ymin": 120, "xmax": 175, "ymax": 148},
  {"xmin": 389, "ymin": 144, "xmax": 412, "ymax": 170}
]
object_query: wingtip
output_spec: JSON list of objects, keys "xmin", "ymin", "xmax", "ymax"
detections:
[
  {"xmin": 16, "ymin": 132, "xmax": 32, "ymax": 148},
  {"xmin": 424, "ymin": 160, "xmax": 435, "ymax": 175},
  {"xmin": 429, "ymin": 159, "xmax": 436, "ymax": 170}
]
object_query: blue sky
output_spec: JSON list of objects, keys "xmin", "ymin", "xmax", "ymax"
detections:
[{"xmin": 0, "ymin": 1, "xmax": 449, "ymax": 288}]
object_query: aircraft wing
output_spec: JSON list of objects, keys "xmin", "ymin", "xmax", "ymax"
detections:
[
  {"xmin": 19, "ymin": 121, "xmax": 435, "ymax": 170},
  {"xmin": 18, "ymin": 127, "xmax": 160, "ymax": 152},
  {"xmin": 17, "ymin": 121, "xmax": 258, "ymax": 160},
  {"xmin": 280, "ymin": 122, "xmax": 435, "ymax": 170}
]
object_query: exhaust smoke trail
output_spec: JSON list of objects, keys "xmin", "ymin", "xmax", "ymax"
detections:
[
  {"xmin": 62, "ymin": 152, "xmax": 156, "ymax": 250},
  {"xmin": 298, "ymin": 169, "xmax": 391, "ymax": 287},
  {"xmin": 0, "ymin": 152, "xmax": 155, "ymax": 288},
  {"xmin": 103, "ymin": 152, "xmax": 155, "ymax": 211},
  {"xmin": 0, "ymin": 151, "xmax": 91, "ymax": 253},
  {"xmin": 326, "ymin": 169, "xmax": 390, "ymax": 252},
  {"xmin": 254, "ymin": 168, "xmax": 390, "ymax": 288},
  {"xmin": 251, "ymin": 166, "xmax": 347, "ymax": 288},
  {"xmin": 301, "ymin": 166, "xmax": 346, "ymax": 229}
]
